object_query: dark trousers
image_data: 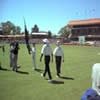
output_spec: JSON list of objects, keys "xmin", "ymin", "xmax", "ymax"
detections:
[
  {"xmin": 12, "ymin": 54, "xmax": 18, "ymax": 71},
  {"xmin": 43, "ymin": 56, "xmax": 52, "ymax": 80},
  {"xmin": 55, "ymin": 56, "xmax": 61, "ymax": 76}
]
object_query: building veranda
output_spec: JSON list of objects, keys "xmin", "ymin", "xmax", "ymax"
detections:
[{"xmin": 68, "ymin": 18, "xmax": 100, "ymax": 41}]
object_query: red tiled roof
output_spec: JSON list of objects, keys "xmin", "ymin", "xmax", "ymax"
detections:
[{"xmin": 68, "ymin": 18, "xmax": 100, "ymax": 26}]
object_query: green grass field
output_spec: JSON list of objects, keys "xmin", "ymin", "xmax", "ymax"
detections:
[{"xmin": 0, "ymin": 44, "xmax": 100, "ymax": 100}]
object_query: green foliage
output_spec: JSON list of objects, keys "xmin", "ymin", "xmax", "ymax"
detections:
[
  {"xmin": 0, "ymin": 44, "xmax": 100, "ymax": 100},
  {"xmin": 58, "ymin": 25, "xmax": 71, "ymax": 38},
  {"xmin": 15, "ymin": 26, "xmax": 21, "ymax": 34},
  {"xmin": 48, "ymin": 31, "xmax": 52, "ymax": 38},
  {"xmin": 31, "ymin": 24, "xmax": 39, "ymax": 33},
  {"xmin": 0, "ymin": 21, "xmax": 21, "ymax": 35}
]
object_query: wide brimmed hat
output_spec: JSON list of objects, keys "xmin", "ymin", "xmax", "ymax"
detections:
[{"xmin": 43, "ymin": 38, "xmax": 49, "ymax": 43}]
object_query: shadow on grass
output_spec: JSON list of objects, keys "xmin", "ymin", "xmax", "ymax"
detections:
[
  {"xmin": 60, "ymin": 76, "xmax": 74, "ymax": 80},
  {"xmin": 0, "ymin": 66, "xmax": 10, "ymax": 71},
  {"xmin": 50, "ymin": 80, "xmax": 64, "ymax": 84},
  {"xmin": 16, "ymin": 70, "xmax": 29, "ymax": 75},
  {"xmin": 35, "ymin": 68, "xmax": 44, "ymax": 73}
]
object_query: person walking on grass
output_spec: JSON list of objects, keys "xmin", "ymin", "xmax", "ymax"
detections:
[
  {"xmin": 40, "ymin": 39, "xmax": 53, "ymax": 83},
  {"xmin": 31, "ymin": 43, "xmax": 37, "ymax": 70},
  {"xmin": 12, "ymin": 41, "xmax": 20, "ymax": 72},
  {"xmin": 53, "ymin": 40, "xmax": 64, "ymax": 78}
]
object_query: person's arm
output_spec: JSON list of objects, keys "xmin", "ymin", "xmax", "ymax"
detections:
[
  {"xmin": 18, "ymin": 45, "xmax": 20, "ymax": 50},
  {"xmin": 40, "ymin": 45, "xmax": 45, "ymax": 62},
  {"xmin": 29, "ymin": 47, "xmax": 33, "ymax": 54},
  {"xmin": 50, "ymin": 46, "xmax": 53, "ymax": 63},
  {"xmin": 2, "ymin": 45, "xmax": 5, "ymax": 53},
  {"xmin": 62, "ymin": 57, "xmax": 64, "ymax": 62},
  {"xmin": 61, "ymin": 48, "xmax": 64, "ymax": 62},
  {"xmin": 51, "ymin": 53, "xmax": 53, "ymax": 62},
  {"xmin": 62, "ymin": 52, "xmax": 64, "ymax": 62},
  {"xmin": 40, "ymin": 54, "xmax": 43, "ymax": 62}
]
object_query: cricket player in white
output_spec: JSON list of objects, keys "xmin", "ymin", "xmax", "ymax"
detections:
[
  {"xmin": 40, "ymin": 39, "xmax": 53, "ymax": 82},
  {"xmin": 53, "ymin": 40, "xmax": 64, "ymax": 77}
]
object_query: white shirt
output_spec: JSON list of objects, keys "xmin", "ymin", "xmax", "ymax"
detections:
[
  {"xmin": 53, "ymin": 46, "xmax": 64, "ymax": 58},
  {"xmin": 41, "ymin": 44, "xmax": 52, "ymax": 56},
  {"xmin": 32, "ymin": 47, "xmax": 36, "ymax": 55},
  {"xmin": 10, "ymin": 45, "xmax": 14, "ymax": 52}
]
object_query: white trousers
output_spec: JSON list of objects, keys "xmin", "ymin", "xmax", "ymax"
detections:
[{"xmin": 32, "ymin": 54, "xmax": 36, "ymax": 69}]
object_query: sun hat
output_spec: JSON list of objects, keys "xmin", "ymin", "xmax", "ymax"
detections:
[{"xmin": 43, "ymin": 38, "xmax": 49, "ymax": 44}]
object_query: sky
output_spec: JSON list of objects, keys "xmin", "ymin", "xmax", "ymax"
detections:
[{"xmin": 0, "ymin": 0, "xmax": 100, "ymax": 35}]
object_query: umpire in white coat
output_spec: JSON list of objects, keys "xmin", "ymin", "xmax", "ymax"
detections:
[
  {"xmin": 92, "ymin": 63, "xmax": 100, "ymax": 95},
  {"xmin": 53, "ymin": 40, "xmax": 64, "ymax": 78},
  {"xmin": 40, "ymin": 39, "xmax": 53, "ymax": 82}
]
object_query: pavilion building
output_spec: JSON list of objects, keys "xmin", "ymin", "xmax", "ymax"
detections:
[{"xmin": 68, "ymin": 18, "xmax": 100, "ymax": 41}]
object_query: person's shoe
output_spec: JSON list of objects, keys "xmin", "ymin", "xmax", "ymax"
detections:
[
  {"xmin": 17, "ymin": 65, "xmax": 21, "ymax": 69},
  {"xmin": 56, "ymin": 75, "xmax": 59, "ymax": 78},
  {"xmin": 32, "ymin": 67, "xmax": 36, "ymax": 70},
  {"xmin": 41, "ymin": 73, "xmax": 45, "ymax": 78},
  {"xmin": 56, "ymin": 75, "xmax": 60, "ymax": 78},
  {"xmin": 12, "ymin": 68, "xmax": 15, "ymax": 71},
  {"xmin": 48, "ymin": 79, "xmax": 53, "ymax": 83},
  {"xmin": 15, "ymin": 70, "xmax": 18, "ymax": 72},
  {"xmin": 15, "ymin": 68, "xmax": 18, "ymax": 72}
]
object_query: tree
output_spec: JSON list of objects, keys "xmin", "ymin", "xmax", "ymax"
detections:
[
  {"xmin": 48, "ymin": 31, "xmax": 52, "ymax": 38},
  {"xmin": 0, "ymin": 24, "xmax": 3, "ymax": 35},
  {"xmin": 31, "ymin": 24, "xmax": 39, "ymax": 33},
  {"xmin": 0, "ymin": 21, "xmax": 21, "ymax": 35},
  {"xmin": 15, "ymin": 26, "xmax": 21, "ymax": 34},
  {"xmin": 53, "ymin": 34, "xmax": 57, "ymax": 38},
  {"xmin": 58, "ymin": 25, "xmax": 72, "ymax": 38}
]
